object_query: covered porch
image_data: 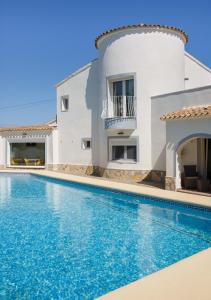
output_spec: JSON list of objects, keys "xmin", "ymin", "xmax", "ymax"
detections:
[
  {"xmin": 161, "ymin": 105, "xmax": 211, "ymax": 192},
  {"xmin": 177, "ymin": 137, "xmax": 211, "ymax": 193},
  {"xmin": 10, "ymin": 142, "xmax": 46, "ymax": 167},
  {"xmin": 0, "ymin": 122, "xmax": 57, "ymax": 169}
]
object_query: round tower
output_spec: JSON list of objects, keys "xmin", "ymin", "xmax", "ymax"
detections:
[
  {"xmin": 96, "ymin": 23, "xmax": 188, "ymax": 172},
  {"xmin": 96, "ymin": 23, "xmax": 187, "ymax": 98}
]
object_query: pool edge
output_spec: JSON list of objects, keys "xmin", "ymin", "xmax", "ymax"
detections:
[
  {"xmin": 97, "ymin": 247, "xmax": 211, "ymax": 300},
  {"xmin": 0, "ymin": 169, "xmax": 210, "ymax": 209},
  {"xmin": 28, "ymin": 170, "xmax": 211, "ymax": 209}
]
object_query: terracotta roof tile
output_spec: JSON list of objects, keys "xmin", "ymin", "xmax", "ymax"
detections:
[
  {"xmin": 0, "ymin": 124, "xmax": 56, "ymax": 133},
  {"xmin": 95, "ymin": 23, "xmax": 188, "ymax": 48},
  {"xmin": 160, "ymin": 105, "xmax": 211, "ymax": 121}
]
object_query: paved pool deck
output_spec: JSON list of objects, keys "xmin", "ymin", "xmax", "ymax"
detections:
[{"xmin": 0, "ymin": 169, "xmax": 210, "ymax": 300}]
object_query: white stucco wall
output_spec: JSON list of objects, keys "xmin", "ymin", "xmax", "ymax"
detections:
[
  {"xmin": 0, "ymin": 136, "xmax": 6, "ymax": 167},
  {"xmin": 52, "ymin": 129, "xmax": 59, "ymax": 166},
  {"xmin": 56, "ymin": 60, "xmax": 99, "ymax": 166},
  {"xmin": 185, "ymin": 52, "xmax": 211, "ymax": 89},
  {"xmin": 97, "ymin": 28, "xmax": 185, "ymax": 170},
  {"xmin": 55, "ymin": 26, "xmax": 211, "ymax": 176},
  {"xmin": 151, "ymin": 85, "xmax": 211, "ymax": 172}
]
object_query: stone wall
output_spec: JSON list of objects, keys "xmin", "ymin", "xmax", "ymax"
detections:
[
  {"xmin": 49, "ymin": 164, "xmax": 165, "ymax": 184},
  {"xmin": 165, "ymin": 176, "xmax": 176, "ymax": 191},
  {"xmin": 53, "ymin": 164, "xmax": 96, "ymax": 176},
  {"xmin": 96, "ymin": 167, "xmax": 165, "ymax": 183},
  {"xmin": 46, "ymin": 164, "xmax": 55, "ymax": 171}
]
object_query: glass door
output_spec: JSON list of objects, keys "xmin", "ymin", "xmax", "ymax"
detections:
[
  {"xmin": 112, "ymin": 79, "xmax": 134, "ymax": 117},
  {"xmin": 207, "ymin": 139, "xmax": 211, "ymax": 181},
  {"xmin": 113, "ymin": 81, "xmax": 123, "ymax": 116},
  {"xmin": 126, "ymin": 79, "xmax": 134, "ymax": 116}
]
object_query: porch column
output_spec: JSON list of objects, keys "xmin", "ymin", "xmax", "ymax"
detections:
[
  {"xmin": 165, "ymin": 144, "xmax": 177, "ymax": 191},
  {"xmin": 197, "ymin": 138, "xmax": 206, "ymax": 177}
]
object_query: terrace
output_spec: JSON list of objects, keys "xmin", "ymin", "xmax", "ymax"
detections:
[{"xmin": 10, "ymin": 142, "xmax": 45, "ymax": 167}]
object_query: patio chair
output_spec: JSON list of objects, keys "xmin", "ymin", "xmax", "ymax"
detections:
[
  {"xmin": 11, "ymin": 158, "xmax": 25, "ymax": 165},
  {"xmin": 35, "ymin": 159, "xmax": 45, "ymax": 166},
  {"xmin": 24, "ymin": 158, "xmax": 31, "ymax": 166},
  {"xmin": 183, "ymin": 165, "xmax": 199, "ymax": 190}
]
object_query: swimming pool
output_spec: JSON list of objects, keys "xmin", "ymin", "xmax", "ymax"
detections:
[{"xmin": 0, "ymin": 173, "xmax": 210, "ymax": 299}]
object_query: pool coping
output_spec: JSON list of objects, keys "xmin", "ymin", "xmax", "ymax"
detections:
[
  {"xmin": 2, "ymin": 169, "xmax": 209, "ymax": 209},
  {"xmin": 98, "ymin": 248, "xmax": 211, "ymax": 300},
  {"xmin": 0, "ymin": 169, "xmax": 211, "ymax": 300}
]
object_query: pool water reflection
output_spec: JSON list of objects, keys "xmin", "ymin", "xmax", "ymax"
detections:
[{"xmin": 0, "ymin": 174, "xmax": 210, "ymax": 299}]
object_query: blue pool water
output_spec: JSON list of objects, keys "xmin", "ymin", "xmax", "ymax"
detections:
[{"xmin": 0, "ymin": 174, "xmax": 210, "ymax": 299}]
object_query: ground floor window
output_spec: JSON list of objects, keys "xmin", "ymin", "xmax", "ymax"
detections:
[
  {"xmin": 109, "ymin": 138, "xmax": 137, "ymax": 162},
  {"xmin": 112, "ymin": 145, "xmax": 136, "ymax": 161},
  {"xmin": 10, "ymin": 143, "xmax": 45, "ymax": 166},
  {"xmin": 81, "ymin": 138, "xmax": 91, "ymax": 150}
]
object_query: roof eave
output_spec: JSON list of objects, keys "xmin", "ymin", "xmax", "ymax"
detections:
[{"xmin": 95, "ymin": 23, "xmax": 188, "ymax": 49}]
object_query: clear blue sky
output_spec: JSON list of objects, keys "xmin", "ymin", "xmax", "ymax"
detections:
[{"xmin": 1, "ymin": 0, "xmax": 211, "ymax": 126}]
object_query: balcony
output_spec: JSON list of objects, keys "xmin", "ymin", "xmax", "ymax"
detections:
[{"xmin": 102, "ymin": 96, "xmax": 137, "ymax": 130}]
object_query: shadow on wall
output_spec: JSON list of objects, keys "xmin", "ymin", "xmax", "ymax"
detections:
[
  {"xmin": 140, "ymin": 151, "xmax": 166, "ymax": 187},
  {"xmin": 150, "ymin": 146, "xmax": 166, "ymax": 173},
  {"xmin": 85, "ymin": 59, "xmax": 100, "ymax": 174}
]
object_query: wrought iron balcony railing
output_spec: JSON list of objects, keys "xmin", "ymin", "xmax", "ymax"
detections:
[{"xmin": 102, "ymin": 96, "xmax": 136, "ymax": 119}]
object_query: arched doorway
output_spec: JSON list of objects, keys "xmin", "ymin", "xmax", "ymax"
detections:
[{"xmin": 175, "ymin": 134, "xmax": 211, "ymax": 192}]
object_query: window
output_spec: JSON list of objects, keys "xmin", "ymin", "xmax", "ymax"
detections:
[
  {"xmin": 109, "ymin": 138, "xmax": 137, "ymax": 162},
  {"xmin": 127, "ymin": 145, "xmax": 137, "ymax": 160},
  {"xmin": 112, "ymin": 145, "xmax": 137, "ymax": 161},
  {"xmin": 112, "ymin": 79, "xmax": 134, "ymax": 97},
  {"xmin": 82, "ymin": 138, "xmax": 91, "ymax": 150},
  {"xmin": 61, "ymin": 96, "xmax": 69, "ymax": 112},
  {"xmin": 110, "ymin": 78, "xmax": 135, "ymax": 117},
  {"xmin": 112, "ymin": 146, "xmax": 124, "ymax": 160}
]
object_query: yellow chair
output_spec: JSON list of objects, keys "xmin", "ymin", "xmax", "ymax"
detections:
[
  {"xmin": 11, "ymin": 158, "xmax": 24, "ymax": 165},
  {"xmin": 24, "ymin": 158, "xmax": 30, "ymax": 166},
  {"xmin": 11, "ymin": 159, "xmax": 18, "ymax": 165},
  {"xmin": 36, "ymin": 159, "xmax": 45, "ymax": 166}
]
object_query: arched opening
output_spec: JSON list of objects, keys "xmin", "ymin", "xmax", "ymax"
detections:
[{"xmin": 175, "ymin": 134, "xmax": 211, "ymax": 193}]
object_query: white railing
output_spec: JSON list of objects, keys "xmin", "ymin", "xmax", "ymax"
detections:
[{"xmin": 102, "ymin": 96, "xmax": 136, "ymax": 119}]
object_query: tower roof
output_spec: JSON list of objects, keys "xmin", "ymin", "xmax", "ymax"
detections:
[{"xmin": 95, "ymin": 23, "xmax": 188, "ymax": 48}]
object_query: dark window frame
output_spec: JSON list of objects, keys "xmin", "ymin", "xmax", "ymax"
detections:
[
  {"xmin": 111, "ymin": 145, "xmax": 137, "ymax": 161},
  {"xmin": 61, "ymin": 96, "xmax": 69, "ymax": 112}
]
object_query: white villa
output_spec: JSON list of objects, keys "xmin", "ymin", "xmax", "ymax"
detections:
[{"xmin": 1, "ymin": 23, "xmax": 211, "ymax": 192}]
